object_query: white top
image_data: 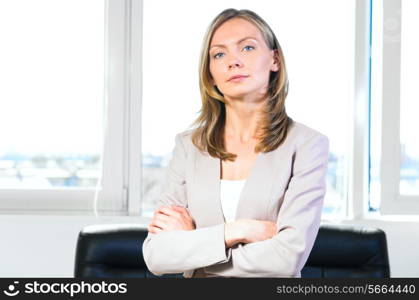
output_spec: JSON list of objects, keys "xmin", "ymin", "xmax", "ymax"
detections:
[{"xmin": 220, "ymin": 179, "xmax": 247, "ymax": 223}]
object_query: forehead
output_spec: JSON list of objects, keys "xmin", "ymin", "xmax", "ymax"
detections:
[{"xmin": 210, "ymin": 17, "xmax": 264, "ymax": 46}]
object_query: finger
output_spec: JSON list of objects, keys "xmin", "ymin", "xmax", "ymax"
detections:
[
  {"xmin": 148, "ymin": 225, "xmax": 163, "ymax": 234},
  {"xmin": 151, "ymin": 216, "xmax": 170, "ymax": 229},
  {"xmin": 172, "ymin": 207, "xmax": 195, "ymax": 229},
  {"xmin": 171, "ymin": 206, "xmax": 190, "ymax": 217},
  {"xmin": 154, "ymin": 208, "xmax": 173, "ymax": 218},
  {"xmin": 155, "ymin": 205, "xmax": 171, "ymax": 214},
  {"xmin": 159, "ymin": 207, "xmax": 183, "ymax": 219},
  {"xmin": 153, "ymin": 206, "xmax": 166, "ymax": 218},
  {"xmin": 156, "ymin": 212, "xmax": 182, "ymax": 228},
  {"xmin": 171, "ymin": 205, "xmax": 187, "ymax": 212},
  {"xmin": 154, "ymin": 212, "xmax": 174, "ymax": 222},
  {"xmin": 157, "ymin": 205, "xmax": 187, "ymax": 216},
  {"xmin": 148, "ymin": 220, "xmax": 163, "ymax": 231}
]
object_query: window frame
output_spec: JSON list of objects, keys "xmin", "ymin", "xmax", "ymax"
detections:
[
  {"xmin": 346, "ymin": 0, "xmax": 372, "ymax": 220},
  {"xmin": 379, "ymin": 0, "xmax": 419, "ymax": 215},
  {"xmin": 137, "ymin": 0, "xmax": 374, "ymax": 220},
  {"xmin": 4, "ymin": 0, "xmax": 416, "ymax": 218}
]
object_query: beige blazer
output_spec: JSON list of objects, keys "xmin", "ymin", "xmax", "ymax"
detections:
[{"xmin": 142, "ymin": 120, "xmax": 329, "ymax": 278}]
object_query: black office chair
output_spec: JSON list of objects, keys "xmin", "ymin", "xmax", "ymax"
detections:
[
  {"xmin": 301, "ymin": 223, "xmax": 390, "ymax": 277},
  {"xmin": 74, "ymin": 223, "xmax": 390, "ymax": 278}
]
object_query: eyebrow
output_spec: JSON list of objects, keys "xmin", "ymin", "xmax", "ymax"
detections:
[{"xmin": 210, "ymin": 37, "xmax": 259, "ymax": 50}]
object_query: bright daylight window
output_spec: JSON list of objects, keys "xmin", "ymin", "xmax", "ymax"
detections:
[
  {"xmin": 370, "ymin": 0, "xmax": 419, "ymax": 213},
  {"xmin": 141, "ymin": 0, "xmax": 354, "ymax": 218},
  {"xmin": 399, "ymin": 0, "xmax": 419, "ymax": 196},
  {"xmin": 0, "ymin": 0, "xmax": 105, "ymax": 189}
]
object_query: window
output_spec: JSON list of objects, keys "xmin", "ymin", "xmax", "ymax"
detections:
[
  {"xmin": 371, "ymin": 0, "xmax": 419, "ymax": 215},
  {"xmin": 9, "ymin": 0, "xmax": 416, "ymax": 217},
  {"xmin": 0, "ymin": 0, "xmax": 129, "ymax": 214},
  {"xmin": 399, "ymin": 0, "xmax": 419, "ymax": 196},
  {"xmin": 141, "ymin": 0, "xmax": 356, "ymax": 218},
  {"xmin": 0, "ymin": 0, "xmax": 105, "ymax": 189}
]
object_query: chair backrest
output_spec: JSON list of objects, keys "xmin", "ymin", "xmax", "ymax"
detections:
[
  {"xmin": 301, "ymin": 223, "xmax": 390, "ymax": 278},
  {"xmin": 74, "ymin": 224, "xmax": 181, "ymax": 278},
  {"xmin": 74, "ymin": 223, "xmax": 390, "ymax": 278}
]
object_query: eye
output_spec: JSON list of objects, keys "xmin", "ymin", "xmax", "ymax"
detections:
[
  {"xmin": 243, "ymin": 45, "xmax": 255, "ymax": 51},
  {"xmin": 213, "ymin": 52, "xmax": 224, "ymax": 59}
]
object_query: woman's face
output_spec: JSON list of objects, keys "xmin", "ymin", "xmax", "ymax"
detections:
[{"xmin": 209, "ymin": 17, "xmax": 278, "ymax": 101}]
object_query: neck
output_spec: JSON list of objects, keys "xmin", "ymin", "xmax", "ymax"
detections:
[{"xmin": 223, "ymin": 96, "xmax": 265, "ymax": 143}]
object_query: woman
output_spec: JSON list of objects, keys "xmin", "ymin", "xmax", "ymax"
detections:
[{"xmin": 142, "ymin": 8, "xmax": 329, "ymax": 278}]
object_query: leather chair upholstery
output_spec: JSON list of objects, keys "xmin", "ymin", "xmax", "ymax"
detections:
[
  {"xmin": 74, "ymin": 224, "xmax": 178, "ymax": 278},
  {"xmin": 74, "ymin": 223, "xmax": 390, "ymax": 278},
  {"xmin": 301, "ymin": 224, "xmax": 390, "ymax": 277}
]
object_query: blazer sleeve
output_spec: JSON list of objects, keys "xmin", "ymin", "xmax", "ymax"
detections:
[
  {"xmin": 203, "ymin": 133, "xmax": 330, "ymax": 277},
  {"xmin": 142, "ymin": 133, "xmax": 230, "ymax": 276}
]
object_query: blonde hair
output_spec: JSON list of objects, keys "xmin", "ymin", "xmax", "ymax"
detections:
[{"xmin": 190, "ymin": 8, "xmax": 293, "ymax": 161}]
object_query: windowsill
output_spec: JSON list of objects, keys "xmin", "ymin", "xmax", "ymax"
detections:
[
  {"xmin": 0, "ymin": 210, "xmax": 152, "ymax": 225},
  {"xmin": 355, "ymin": 214, "xmax": 419, "ymax": 223},
  {"xmin": 321, "ymin": 211, "xmax": 419, "ymax": 223},
  {"xmin": 2, "ymin": 210, "xmax": 418, "ymax": 225},
  {"xmin": 0, "ymin": 209, "xmax": 139, "ymax": 216}
]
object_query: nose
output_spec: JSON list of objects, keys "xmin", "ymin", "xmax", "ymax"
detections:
[{"xmin": 228, "ymin": 56, "xmax": 243, "ymax": 69}]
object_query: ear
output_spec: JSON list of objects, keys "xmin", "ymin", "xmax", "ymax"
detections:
[{"xmin": 270, "ymin": 50, "xmax": 280, "ymax": 72}]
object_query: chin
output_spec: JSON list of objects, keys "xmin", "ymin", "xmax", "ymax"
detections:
[{"xmin": 223, "ymin": 88, "xmax": 257, "ymax": 99}]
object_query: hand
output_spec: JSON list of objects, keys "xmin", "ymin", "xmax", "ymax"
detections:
[
  {"xmin": 224, "ymin": 219, "xmax": 277, "ymax": 247},
  {"xmin": 238, "ymin": 219, "xmax": 278, "ymax": 244},
  {"xmin": 224, "ymin": 221, "xmax": 245, "ymax": 248},
  {"xmin": 147, "ymin": 205, "xmax": 196, "ymax": 234}
]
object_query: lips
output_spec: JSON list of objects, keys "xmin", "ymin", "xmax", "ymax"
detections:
[{"xmin": 227, "ymin": 74, "xmax": 249, "ymax": 81}]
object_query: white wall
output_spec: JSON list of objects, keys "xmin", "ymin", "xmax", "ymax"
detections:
[
  {"xmin": 0, "ymin": 215, "xmax": 418, "ymax": 277},
  {"xmin": 0, "ymin": 215, "xmax": 148, "ymax": 277}
]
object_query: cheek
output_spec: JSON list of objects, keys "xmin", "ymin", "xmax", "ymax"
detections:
[
  {"xmin": 252, "ymin": 56, "xmax": 273, "ymax": 82},
  {"xmin": 255, "ymin": 56, "xmax": 272, "ymax": 72},
  {"xmin": 209, "ymin": 62, "xmax": 223, "ymax": 83}
]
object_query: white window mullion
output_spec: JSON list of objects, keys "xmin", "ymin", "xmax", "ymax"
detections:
[
  {"xmin": 94, "ymin": 0, "xmax": 128, "ymax": 213},
  {"xmin": 380, "ymin": 0, "xmax": 400, "ymax": 214},
  {"xmin": 348, "ymin": 0, "xmax": 371, "ymax": 219},
  {"xmin": 127, "ymin": 0, "xmax": 143, "ymax": 216},
  {"xmin": 379, "ymin": 0, "xmax": 417, "ymax": 214}
]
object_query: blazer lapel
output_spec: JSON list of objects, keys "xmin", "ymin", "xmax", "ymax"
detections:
[
  {"xmin": 235, "ymin": 150, "xmax": 277, "ymax": 220},
  {"xmin": 193, "ymin": 152, "xmax": 225, "ymax": 227}
]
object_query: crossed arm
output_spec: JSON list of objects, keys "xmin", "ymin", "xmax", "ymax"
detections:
[
  {"xmin": 148, "ymin": 206, "xmax": 278, "ymax": 248},
  {"xmin": 142, "ymin": 132, "xmax": 329, "ymax": 277}
]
